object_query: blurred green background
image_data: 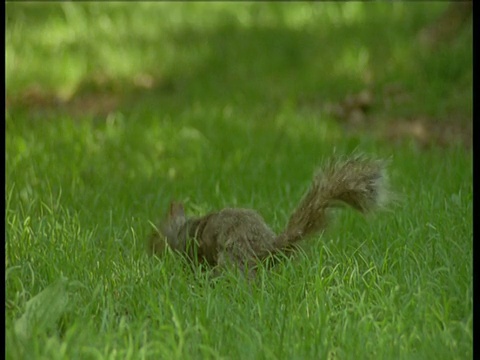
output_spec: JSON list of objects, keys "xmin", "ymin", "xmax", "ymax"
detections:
[{"xmin": 6, "ymin": 2, "xmax": 472, "ymax": 123}]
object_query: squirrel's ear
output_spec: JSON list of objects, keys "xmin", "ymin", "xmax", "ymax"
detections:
[{"xmin": 168, "ymin": 201, "xmax": 185, "ymax": 219}]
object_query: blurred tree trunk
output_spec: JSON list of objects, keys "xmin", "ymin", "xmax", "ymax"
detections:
[{"xmin": 418, "ymin": 1, "xmax": 472, "ymax": 49}]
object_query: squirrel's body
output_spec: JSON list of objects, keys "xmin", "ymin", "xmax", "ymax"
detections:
[
  {"xmin": 149, "ymin": 155, "xmax": 389, "ymax": 275},
  {"xmin": 149, "ymin": 207, "xmax": 278, "ymax": 270}
]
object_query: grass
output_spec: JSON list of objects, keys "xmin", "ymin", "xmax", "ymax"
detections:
[{"xmin": 6, "ymin": 2, "xmax": 472, "ymax": 360}]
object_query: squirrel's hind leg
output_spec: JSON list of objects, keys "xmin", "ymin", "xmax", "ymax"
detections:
[{"xmin": 216, "ymin": 251, "xmax": 258, "ymax": 279}]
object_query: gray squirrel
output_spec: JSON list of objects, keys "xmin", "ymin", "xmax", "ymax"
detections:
[{"xmin": 148, "ymin": 155, "xmax": 389, "ymax": 276}]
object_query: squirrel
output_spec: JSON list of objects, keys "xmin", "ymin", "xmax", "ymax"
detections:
[{"xmin": 148, "ymin": 154, "xmax": 389, "ymax": 277}]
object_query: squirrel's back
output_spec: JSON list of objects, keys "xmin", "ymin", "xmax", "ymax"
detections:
[{"xmin": 201, "ymin": 208, "xmax": 277, "ymax": 267}]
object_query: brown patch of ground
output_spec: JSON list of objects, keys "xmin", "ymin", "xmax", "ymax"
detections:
[
  {"xmin": 5, "ymin": 72, "xmax": 168, "ymax": 119},
  {"xmin": 381, "ymin": 116, "xmax": 472, "ymax": 150},
  {"xmin": 320, "ymin": 85, "xmax": 471, "ymax": 150},
  {"xmin": 8, "ymin": 82, "xmax": 472, "ymax": 150},
  {"xmin": 6, "ymin": 85, "xmax": 121, "ymax": 119}
]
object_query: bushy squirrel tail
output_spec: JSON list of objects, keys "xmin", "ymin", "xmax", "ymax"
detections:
[{"xmin": 274, "ymin": 154, "xmax": 389, "ymax": 249}]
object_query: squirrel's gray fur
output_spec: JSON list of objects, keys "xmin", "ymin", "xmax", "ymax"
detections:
[{"xmin": 148, "ymin": 154, "xmax": 389, "ymax": 276}]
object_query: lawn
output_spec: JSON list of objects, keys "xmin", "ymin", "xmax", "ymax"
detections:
[{"xmin": 5, "ymin": 3, "xmax": 472, "ymax": 359}]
